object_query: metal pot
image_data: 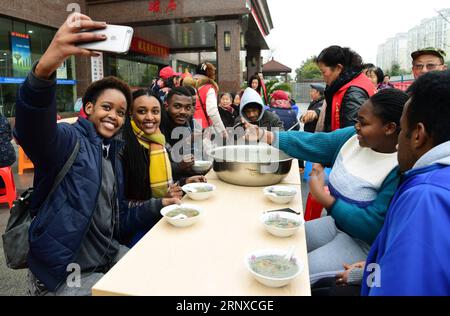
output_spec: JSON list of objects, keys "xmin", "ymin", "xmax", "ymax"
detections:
[{"xmin": 208, "ymin": 145, "xmax": 293, "ymax": 187}]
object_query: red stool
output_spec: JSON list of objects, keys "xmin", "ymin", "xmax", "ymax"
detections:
[
  {"xmin": 0, "ymin": 167, "xmax": 17, "ymax": 208},
  {"xmin": 304, "ymin": 186, "xmax": 330, "ymax": 222}
]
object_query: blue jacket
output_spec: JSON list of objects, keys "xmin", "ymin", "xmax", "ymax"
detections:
[
  {"xmin": 362, "ymin": 142, "xmax": 450, "ymax": 296},
  {"xmin": 14, "ymin": 72, "xmax": 159, "ymax": 291}
]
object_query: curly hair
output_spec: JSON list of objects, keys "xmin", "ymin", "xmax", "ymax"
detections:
[
  {"xmin": 82, "ymin": 76, "xmax": 132, "ymax": 112},
  {"xmin": 407, "ymin": 70, "xmax": 450, "ymax": 146}
]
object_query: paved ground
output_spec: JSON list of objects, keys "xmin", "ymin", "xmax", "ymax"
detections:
[{"xmin": 0, "ymin": 144, "xmax": 32, "ymax": 296}]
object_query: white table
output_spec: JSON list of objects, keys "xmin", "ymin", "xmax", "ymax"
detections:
[{"xmin": 92, "ymin": 160, "xmax": 310, "ymax": 296}]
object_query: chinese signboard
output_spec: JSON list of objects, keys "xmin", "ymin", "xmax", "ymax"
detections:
[
  {"xmin": 131, "ymin": 37, "xmax": 169, "ymax": 59},
  {"xmin": 148, "ymin": 0, "xmax": 177, "ymax": 14},
  {"xmin": 10, "ymin": 32, "xmax": 32, "ymax": 78},
  {"xmin": 91, "ymin": 52, "xmax": 104, "ymax": 82}
]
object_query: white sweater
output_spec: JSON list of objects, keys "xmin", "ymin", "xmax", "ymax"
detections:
[{"xmin": 205, "ymin": 87, "xmax": 225, "ymax": 134}]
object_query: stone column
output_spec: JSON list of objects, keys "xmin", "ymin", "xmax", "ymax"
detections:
[
  {"xmin": 75, "ymin": 55, "xmax": 91, "ymax": 99},
  {"xmin": 216, "ymin": 20, "xmax": 242, "ymax": 93},
  {"xmin": 75, "ymin": 0, "xmax": 91, "ymax": 98},
  {"xmin": 246, "ymin": 47, "xmax": 261, "ymax": 82}
]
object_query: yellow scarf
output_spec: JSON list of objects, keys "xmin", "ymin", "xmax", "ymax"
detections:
[{"xmin": 131, "ymin": 119, "xmax": 173, "ymax": 198}]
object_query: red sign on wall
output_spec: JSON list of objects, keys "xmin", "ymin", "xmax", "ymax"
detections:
[
  {"xmin": 148, "ymin": 0, "xmax": 177, "ymax": 13},
  {"xmin": 131, "ymin": 36, "xmax": 169, "ymax": 58}
]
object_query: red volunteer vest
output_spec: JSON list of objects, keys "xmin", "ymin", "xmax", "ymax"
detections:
[
  {"xmin": 194, "ymin": 84, "xmax": 214, "ymax": 129},
  {"xmin": 331, "ymin": 73, "xmax": 376, "ymax": 131}
]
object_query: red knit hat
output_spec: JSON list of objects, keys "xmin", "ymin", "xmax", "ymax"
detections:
[{"xmin": 271, "ymin": 90, "xmax": 289, "ymax": 101}]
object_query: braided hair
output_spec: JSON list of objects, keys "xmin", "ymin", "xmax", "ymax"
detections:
[
  {"xmin": 369, "ymin": 88, "xmax": 409, "ymax": 132},
  {"xmin": 122, "ymin": 89, "xmax": 163, "ymax": 201}
]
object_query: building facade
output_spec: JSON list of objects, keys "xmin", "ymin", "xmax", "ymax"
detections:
[
  {"xmin": 377, "ymin": 8, "xmax": 450, "ymax": 73},
  {"xmin": 0, "ymin": 0, "xmax": 273, "ymax": 117}
]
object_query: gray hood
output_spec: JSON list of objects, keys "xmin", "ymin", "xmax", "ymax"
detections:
[
  {"xmin": 413, "ymin": 141, "xmax": 450, "ymax": 169},
  {"xmin": 240, "ymin": 87, "xmax": 265, "ymax": 123}
]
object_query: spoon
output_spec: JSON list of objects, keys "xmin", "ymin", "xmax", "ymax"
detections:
[
  {"xmin": 287, "ymin": 117, "xmax": 302, "ymax": 131},
  {"xmin": 265, "ymin": 209, "xmax": 301, "ymax": 216},
  {"xmin": 183, "ymin": 187, "xmax": 198, "ymax": 193},
  {"xmin": 284, "ymin": 246, "xmax": 296, "ymax": 261},
  {"xmin": 232, "ymin": 121, "xmax": 245, "ymax": 130},
  {"xmin": 172, "ymin": 214, "xmax": 188, "ymax": 220}
]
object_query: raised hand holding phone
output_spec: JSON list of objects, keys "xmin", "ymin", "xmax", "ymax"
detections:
[
  {"xmin": 77, "ymin": 24, "xmax": 134, "ymax": 54},
  {"xmin": 35, "ymin": 13, "xmax": 107, "ymax": 80}
]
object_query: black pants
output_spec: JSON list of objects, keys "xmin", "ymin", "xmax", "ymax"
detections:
[{"xmin": 311, "ymin": 278, "xmax": 361, "ymax": 296}]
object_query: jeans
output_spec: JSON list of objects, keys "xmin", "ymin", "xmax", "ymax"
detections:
[{"xmin": 305, "ymin": 216, "xmax": 371, "ymax": 275}]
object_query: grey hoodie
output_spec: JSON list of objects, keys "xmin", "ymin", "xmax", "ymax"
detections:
[{"xmin": 236, "ymin": 88, "xmax": 284, "ymax": 131}]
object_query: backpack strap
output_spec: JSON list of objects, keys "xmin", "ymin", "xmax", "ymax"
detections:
[
  {"xmin": 31, "ymin": 140, "xmax": 80, "ymax": 217},
  {"xmin": 197, "ymin": 85, "xmax": 213, "ymax": 127}
]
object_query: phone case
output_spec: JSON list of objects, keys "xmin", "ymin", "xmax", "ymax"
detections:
[{"xmin": 77, "ymin": 25, "xmax": 134, "ymax": 54}]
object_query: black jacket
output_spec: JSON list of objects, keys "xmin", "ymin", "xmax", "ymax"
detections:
[
  {"xmin": 218, "ymin": 105, "xmax": 240, "ymax": 128},
  {"xmin": 304, "ymin": 98, "xmax": 324, "ymax": 133},
  {"xmin": 324, "ymin": 86, "xmax": 369, "ymax": 132}
]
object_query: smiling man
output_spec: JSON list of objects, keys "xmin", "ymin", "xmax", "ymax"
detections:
[{"xmin": 160, "ymin": 86, "xmax": 197, "ymax": 178}]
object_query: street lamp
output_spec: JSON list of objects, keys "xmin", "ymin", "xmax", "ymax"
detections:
[
  {"xmin": 240, "ymin": 32, "xmax": 245, "ymax": 50},
  {"xmin": 224, "ymin": 31, "xmax": 231, "ymax": 51}
]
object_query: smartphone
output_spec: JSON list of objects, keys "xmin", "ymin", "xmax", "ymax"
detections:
[{"xmin": 77, "ymin": 24, "xmax": 134, "ymax": 54}]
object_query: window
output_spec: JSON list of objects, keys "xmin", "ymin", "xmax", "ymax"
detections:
[{"xmin": 0, "ymin": 16, "xmax": 76, "ymax": 116}]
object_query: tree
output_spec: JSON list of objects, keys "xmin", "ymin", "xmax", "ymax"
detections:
[
  {"xmin": 388, "ymin": 62, "xmax": 410, "ymax": 77},
  {"xmin": 295, "ymin": 56, "xmax": 322, "ymax": 82},
  {"xmin": 265, "ymin": 79, "xmax": 292, "ymax": 95}
]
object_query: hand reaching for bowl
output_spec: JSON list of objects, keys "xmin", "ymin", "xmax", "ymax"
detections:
[
  {"xmin": 162, "ymin": 197, "xmax": 181, "ymax": 207},
  {"xmin": 167, "ymin": 183, "xmax": 183, "ymax": 200},
  {"xmin": 186, "ymin": 176, "xmax": 207, "ymax": 184},
  {"xmin": 242, "ymin": 119, "xmax": 274, "ymax": 144},
  {"xmin": 179, "ymin": 154, "xmax": 195, "ymax": 172},
  {"xmin": 301, "ymin": 111, "xmax": 318, "ymax": 124}
]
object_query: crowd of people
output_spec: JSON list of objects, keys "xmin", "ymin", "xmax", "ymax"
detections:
[{"xmin": 4, "ymin": 13, "xmax": 450, "ymax": 296}]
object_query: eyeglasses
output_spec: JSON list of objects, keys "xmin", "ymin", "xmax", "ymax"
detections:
[{"xmin": 412, "ymin": 63, "xmax": 443, "ymax": 71}]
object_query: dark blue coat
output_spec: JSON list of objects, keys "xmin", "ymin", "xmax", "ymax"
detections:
[
  {"xmin": 14, "ymin": 75, "xmax": 159, "ymax": 291},
  {"xmin": 267, "ymin": 107, "xmax": 299, "ymax": 131}
]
